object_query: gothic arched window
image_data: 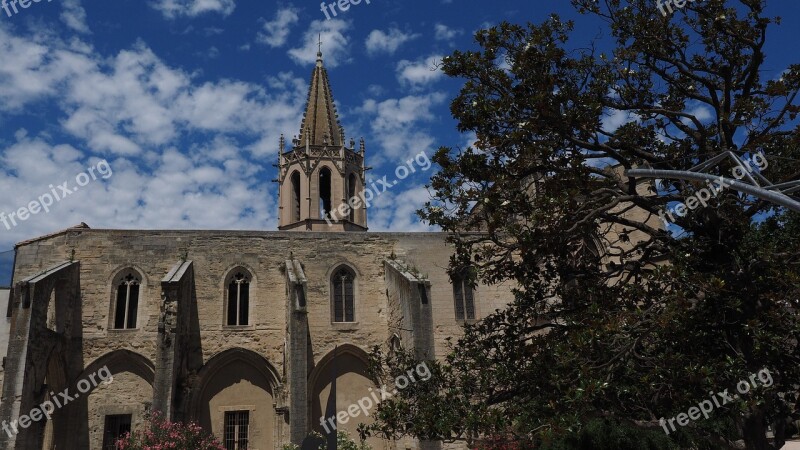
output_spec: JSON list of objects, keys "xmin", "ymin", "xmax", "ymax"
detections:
[
  {"xmin": 453, "ymin": 270, "xmax": 476, "ymax": 321},
  {"xmin": 319, "ymin": 167, "xmax": 332, "ymax": 218},
  {"xmin": 331, "ymin": 266, "xmax": 355, "ymax": 323},
  {"xmin": 114, "ymin": 272, "xmax": 141, "ymax": 329},
  {"xmin": 291, "ymin": 171, "xmax": 301, "ymax": 222},
  {"xmin": 227, "ymin": 270, "xmax": 251, "ymax": 326}
]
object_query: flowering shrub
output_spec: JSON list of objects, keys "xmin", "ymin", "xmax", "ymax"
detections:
[{"xmin": 114, "ymin": 411, "xmax": 225, "ymax": 450}]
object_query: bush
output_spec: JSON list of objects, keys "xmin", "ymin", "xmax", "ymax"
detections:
[
  {"xmin": 537, "ymin": 419, "xmax": 683, "ymax": 450},
  {"xmin": 282, "ymin": 431, "xmax": 371, "ymax": 450},
  {"xmin": 115, "ymin": 411, "xmax": 224, "ymax": 450}
]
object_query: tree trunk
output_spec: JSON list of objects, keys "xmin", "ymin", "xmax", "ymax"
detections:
[{"xmin": 742, "ymin": 411, "xmax": 775, "ymax": 450}]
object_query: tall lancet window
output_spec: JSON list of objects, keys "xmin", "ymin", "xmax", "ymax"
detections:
[
  {"xmin": 114, "ymin": 272, "xmax": 140, "ymax": 329},
  {"xmin": 331, "ymin": 266, "xmax": 355, "ymax": 322},
  {"xmin": 319, "ymin": 167, "xmax": 332, "ymax": 218},
  {"xmin": 347, "ymin": 173, "xmax": 357, "ymax": 222},
  {"xmin": 227, "ymin": 271, "xmax": 250, "ymax": 326},
  {"xmin": 453, "ymin": 269, "xmax": 476, "ymax": 321},
  {"xmin": 291, "ymin": 171, "xmax": 301, "ymax": 222}
]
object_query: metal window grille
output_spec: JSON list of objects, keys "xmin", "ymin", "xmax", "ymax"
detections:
[
  {"xmin": 102, "ymin": 414, "xmax": 131, "ymax": 450},
  {"xmin": 224, "ymin": 411, "xmax": 249, "ymax": 450}
]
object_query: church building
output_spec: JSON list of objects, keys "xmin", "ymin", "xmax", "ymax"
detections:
[{"xmin": 0, "ymin": 48, "xmax": 514, "ymax": 450}]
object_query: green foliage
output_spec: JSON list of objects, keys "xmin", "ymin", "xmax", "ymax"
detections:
[
  {"xmin": 536, "ymin": 419, "xmax": 682, "ymax": 450},
  {"xmin": 366, "ymin": 1, "xmax": 800, "ymax": 450},
  {"xmin": 114, "ymin": 411, "xmax": 224, "ymax": 450},
  {"xmin": 282, "ymin": 431, "xmax": 371, "ymax": 450},
  {"xmin": 334, "ymin": 431, "xmax": 372, "ymax": 450}
]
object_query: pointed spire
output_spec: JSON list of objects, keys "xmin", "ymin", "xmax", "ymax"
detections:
[{"xmin": 298, "ymin": 38, "xmax": 343, "ymax": 148}]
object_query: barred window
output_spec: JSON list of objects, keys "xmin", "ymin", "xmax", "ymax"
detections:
[
  {"xmin": 224, "ymin": 410, "xmax": 249, "ymax": 450},
  {"xmin": 102, "ymin": 414, "xmax": 131, "ymax": 450}
]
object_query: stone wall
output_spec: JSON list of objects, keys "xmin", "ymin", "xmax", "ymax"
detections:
[
  {"xmin": 0, "ymin": 288, "xmax": 9, "ymax": 390},
  {"xmin": 0, "ymin": 288, "xmax": 11, "ymax": 386},
  {"xmin": 3, "ymin": 228, "xmax": 515, "ymax": 449}
]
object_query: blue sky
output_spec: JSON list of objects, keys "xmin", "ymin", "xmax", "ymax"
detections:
[{"xmin": 0, "ymin": 0, "xmax": 798, "ymax": 260}]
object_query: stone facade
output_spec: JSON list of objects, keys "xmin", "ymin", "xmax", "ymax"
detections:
[
  {"xmin": 0, "ymin": 228, "xmax": 512, "ymax": 449},
  {"xmin": 0, "ymin": 288, "xmax": 9, "ymax": 392}
]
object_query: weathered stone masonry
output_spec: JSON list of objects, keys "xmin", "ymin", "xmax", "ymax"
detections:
[{"xmin": 0, "ymin": 229, "xmax": 513, "ymax": 449}]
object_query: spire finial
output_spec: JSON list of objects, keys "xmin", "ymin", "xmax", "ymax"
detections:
[{"xmin": 316, "ymin": 33, "xmax": 323, "ymax": 66}]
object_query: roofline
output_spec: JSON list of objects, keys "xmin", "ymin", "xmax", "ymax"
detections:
[
  {"xmin": 15, "ymin": 223, "xmax": 91, "ymax": 249},
  {"xmin": 14, "ymin": 226, "xmax": 486, "ymax": 249}
]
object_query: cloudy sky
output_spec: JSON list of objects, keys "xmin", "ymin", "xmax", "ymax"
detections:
[{"xmin": 0, "ymin": 0, "xmax": 798, "ymax": 257}]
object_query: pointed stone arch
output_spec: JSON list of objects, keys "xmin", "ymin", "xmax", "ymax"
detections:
[
  {"xmin": 290, "ymin": 170, "xmax": 302, "ymax": 222},
  {"xmin": 319, "ymin": 166, "xmax": 333, "ymax": 219},
  {"xmin": 79, "ymin": 350, "xmax": 155, "ymax": 450},
  {"xmin": 308, "ymin": 344, "xmax": 382, "ymax": 447},
  {"xmin": 79, "ymin": 349, "xmax": 155, "ymax": 386},
  {"xmin": 188, "ymin": 348, "xmax": 281, "ymax": 450}
]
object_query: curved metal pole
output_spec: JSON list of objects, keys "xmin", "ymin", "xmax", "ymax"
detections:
[{"xmin": 625, "ymin": 168, "xmax": 800, "ymax": 213}]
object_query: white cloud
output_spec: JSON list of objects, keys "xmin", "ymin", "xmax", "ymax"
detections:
[
  {"xmin": 462, "ymin": 131, "xmax": 478, "ymax": 150},
  {"xmin": 288, "ymin": 19, "xmax": 351, "ymax": 67},
  {"xmin": 434, "ymin": 23, "xmax": 462, "ymax": 41},
  {"xmin": 0, "ymin": 31, "xmax": 95, "ymax": 112},
  {"xmin": 149, "ymin": 0, "xmax": 236, "ymax": 19},
  {"xmin": 0, "ymin": 26, "xmax": 315, "ymax": 247},
  {"xmin": 365, "ymin": 28, "xmax": 419, "ymax": 56},
  {"xmin": 257, "ymin": 7, "xmax": 300, "ymax": 48},
  {"xmin": 61, "ymin": 0, "xmax": 91, "ymax": 34},
  {"xmin": 362, "ymin": 94, "xmax": 447, "ymax": 131},
  {"xmin": 368, "ymin": 185, "xmax": 436, "ymax": 231},
  {"xmin": 396, "ymin": 55, "xmax": 444, "ymax": 89},
  {"xmin": 0, "ymin": 134, "xmax": 277, "ymax": 246},
  {"xmin": 366, "ymin": 84, "xmax": 384, "ymax": 97},
  {"xmin": 357, "ymin": 93, "xmax": 446, "ymax": 164},
  {"xmin": 685, "ymin": 104, "xmax": 714, "ymax": 123}
]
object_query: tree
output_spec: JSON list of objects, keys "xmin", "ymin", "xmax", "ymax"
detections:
[{"xmin": 365, "ymin": 1, "xmax": 800, "ymax": 449}]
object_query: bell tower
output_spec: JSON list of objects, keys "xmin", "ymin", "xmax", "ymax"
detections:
[{"xmin": 277, "ymin": 46, "xmax": 368, "ymax": 232}]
